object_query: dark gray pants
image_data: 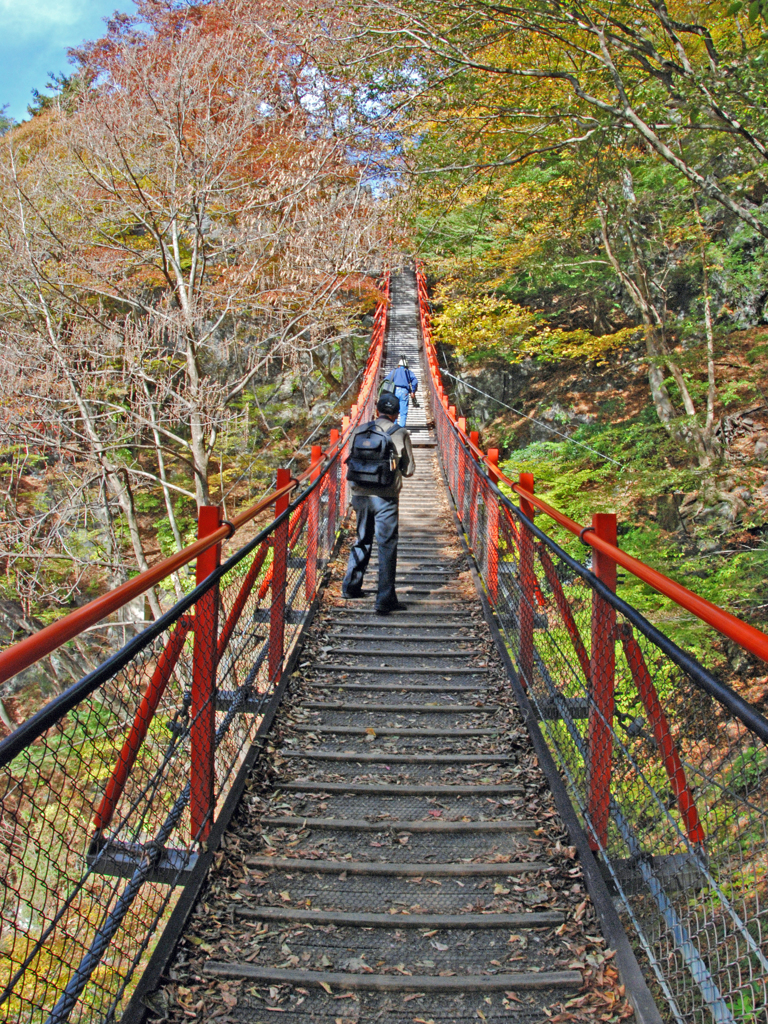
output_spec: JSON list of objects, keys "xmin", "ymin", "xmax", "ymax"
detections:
[{"xmin": 342, "ymin": 494, "xmax": 399, "ymax": 609}]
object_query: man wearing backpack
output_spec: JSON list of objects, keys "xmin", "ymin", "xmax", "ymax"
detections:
[
  {"xmin": 342, "ymin": 392, "xmax": 415, "ymax": 614},
  {"xmin": 383, "ymin": 355, "xmax": 418, "ymax": 428}
]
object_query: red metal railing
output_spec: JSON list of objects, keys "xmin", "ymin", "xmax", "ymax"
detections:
[
  {"xmin": 416, "ymin": 264, "xmax": 768, "ymax": 665},
  {"xmin": 0, "ymin": 274, "xmax": 389, "ymax": 1024},
  {"xmin": 417, "ymin": 262, "xmax": 768, "ymax": 1024},
  {"xmin": 0, "ymin": 279, "xmax": 388, "ymax": 693}
]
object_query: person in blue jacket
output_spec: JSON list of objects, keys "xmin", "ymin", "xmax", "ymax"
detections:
[{"xmin": 385, "ymin": 356, "xmax": 419, "ymax": 427}]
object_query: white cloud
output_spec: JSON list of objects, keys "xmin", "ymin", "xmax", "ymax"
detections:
[
  {"xmin": 0, "ymin": 0, "xmax": 135, "ymax": 119},
  {"xmin": 0, "ymin": 0, "xmax": 83, "ymax": 37}
]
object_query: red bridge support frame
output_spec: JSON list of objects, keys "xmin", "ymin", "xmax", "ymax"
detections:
[
  {"xmin": 486, "ymin": 449, "xmax": 500, "ymax": 604},
  {"xmin": 327, "ymin": 429, "xmax": 339, "ymax": 549},
  {"xmin": 457, "ymin": 418, "xmax": 467, "ymax": 520},
  {"xmin": 0, "ymin": 273, "xmax": 394, "ymax": 1024},
  {"xmin": 93, "ymin": 615, "xmax": 193, "ymax": 836},
  {"xmin": 190, "ymin": 505, "xmax": 222, "ymax": 844},
  {"xmin": 340, "ymin": 415, "xmax": 350, "ymax": 514},
  {"xmin": 619, "ymin": 625, "xmax": 705, "ymax": 845},
  {"xmin": 518, "ymin": 472, "xmax": 536, "ymax": 690},
  {"xmin": 269, "ymin": 467, "xmax": 291, "ymax": 686},
  {"xmin": 306, "ymin": 445, "xmax": 322, "ymax": 601},
  {"xmin": 587, "ymin": 513, "xmax": 617, "ymax": 852}
]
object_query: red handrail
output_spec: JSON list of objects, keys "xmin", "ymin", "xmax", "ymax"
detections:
[
  {"xmin": 415, "ymin": 263, "xmax": 768, "ymax": 665},
  {"xmin": 0, "ymin": 471, "xmax": 301, "ymax": 690},
  {"xmin": 0, "ymin": 275, "xmax": 390, "ymax": 690}
]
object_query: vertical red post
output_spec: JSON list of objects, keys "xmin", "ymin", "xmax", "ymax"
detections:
[
  {"xmin": 486, "ymin": 449, "xmax": 501, "ymax": 603},
  {"xmin": 457, "ymin": 419, "xmax": 467, "ymax": 519},
  {"xmin": 306, "ymin": 445, "xmax": 322, "ymax": 600},
  {"xmin": 468, "ymin": 434, "xmax": 480, "ymax": 544},
  {"xmin": 327, "ymin": 429, "xmax": 339, "ymax": 547},
  {"xmin": 190, "ymin": 505, "xmax": 221, "ymax": 844},
  {"xmin": 518, "ymin": 472, "xmax": 535, "ymax": 690},
  {"xmin": 269, "ymin": 468, "xmax": 291, "ymax": 684},
  {"xmin": 340, "ymin": 415, "xmax": 350, "ymax": 513},
  {"xmin": 588, "ymin": 512, "xmax": 617, "ymax": 851},
  {"xmin": 467, "ymin": 447, "xmax": 478, "ymax": 549},
  {"xmin": 448, "ymin": 409, "xmax": 458, "ymax": 496}
]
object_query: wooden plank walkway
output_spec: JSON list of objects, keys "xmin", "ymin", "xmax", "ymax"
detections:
[{"xmin": 143, "ymin": 271, "xmax": 631, "ymax": 1023}]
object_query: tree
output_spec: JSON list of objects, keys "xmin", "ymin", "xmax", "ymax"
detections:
[
  {"xmin": 366, "ymin": 0, "xmax": 768, "ymax": 236},
  {"xmin": 351, "ymin": 0, "xmax": 768, "ymax": 473},
  {"xmin": 0, "ymin": 105, "xmax": 14, "ymax": 136},
  {"xmin": 0, "ymin": 0, "xmax": 388, "ymax": 619}
]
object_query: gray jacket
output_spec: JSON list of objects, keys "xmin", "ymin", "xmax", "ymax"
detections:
[{"xmin": 348, "ymin": 416, "xmax": 415, "ymax": 499}]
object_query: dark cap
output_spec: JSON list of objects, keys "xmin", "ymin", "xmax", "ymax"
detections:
[{"xmin": 377, "ymin": 392, "xmax": 400, "ymax": 415}]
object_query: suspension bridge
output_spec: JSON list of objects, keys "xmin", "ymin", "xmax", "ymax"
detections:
[{"xmin": 1, "ymin": 268, "xmax": 767, "ymax": 1024}]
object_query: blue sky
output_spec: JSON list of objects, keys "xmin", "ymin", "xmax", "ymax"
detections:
[{"xmin": 0, "ymin": 0, "xmax": 136, "ymax": 122}]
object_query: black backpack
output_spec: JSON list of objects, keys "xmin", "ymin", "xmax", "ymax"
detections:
[{"xmin": 346, "ymin": 421, "xmax": 400, "ymax": 488}]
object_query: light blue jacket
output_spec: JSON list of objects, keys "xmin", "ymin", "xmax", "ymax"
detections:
[{"xmin": 386, "ymin": 366, "xmax": 418, "ymax": 392}]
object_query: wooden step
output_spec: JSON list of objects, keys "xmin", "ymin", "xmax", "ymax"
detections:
[
  {"xmin": 232, "ymin": 906, "xmax": 562, "ymax": 928},
  {"xmin": 292, "ymin": 724, "xmax": 498, "ymax": 737},
  {"xmin": 245, "ymin": 856, "xmax": 541, "ymax": 875},
  {"xmin": 335, "ymin": 606, "xmax": 468, "ymax": 614},
  {"xmin": 328, "ymin": 648, "xmax": 478, "ymax": 658},
  {"xmin": 304, "ymin": 682, "xmax": 490, "ymax": 693},
  {"xmin": 311, "ymin": 665, "xmax": 491, "ymax": 675},
  {"xmin": 279, "ymin": 752, "xmax": 509, "ymax": 764},
  {"xmin": 329, "ymin": 633, "xmax": 480, "ymax": 642},
  {"xmin": 301, "ymin": 702, "xmax": 492, "ymax": 712},
  {"xmin": 203, "ymin": 963, "xmax": 581, "ymax": 992},
  {"xmin": 279, "ymin": 781, "xmax": 522, "ymax": 795},
  {"xmin": 260, "ymin": 815, "xmax": 534, "ymax": 832}
]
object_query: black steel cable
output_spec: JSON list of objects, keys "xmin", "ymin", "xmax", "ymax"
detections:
[{"xmin": 0, "ymin": 447, "xmax": 341, "ymax": 769}]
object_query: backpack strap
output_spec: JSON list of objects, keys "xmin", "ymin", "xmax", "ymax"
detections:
[{"xmin": 365, "ymin": 421, "xmax": 399, "ymax": 439}]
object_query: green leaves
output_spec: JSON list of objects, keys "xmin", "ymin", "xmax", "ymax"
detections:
[{"xmin": 726, "ymin": 0, "xmax": 768, "ymax": 24}]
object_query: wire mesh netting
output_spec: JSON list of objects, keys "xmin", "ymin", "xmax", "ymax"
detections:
[
  {"xmin": 0, "ymin": 292, "xmax": 386, "ymax": 1023},
  {"xmin": 420, "ymin": 269, "xmax": 768, "ymax": 1024}
]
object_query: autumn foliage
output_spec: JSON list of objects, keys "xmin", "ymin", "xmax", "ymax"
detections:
[{"xmin": 0, "ymin": 0, "xmax": 389, "ymax": 621}]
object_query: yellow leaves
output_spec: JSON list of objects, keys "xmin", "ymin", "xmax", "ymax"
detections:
[
  {"xmin": 434, "ymin": 293, "xmax": 539, "ymax": 355},
  {"xmin": 434, "ymin": 292, "xmax": 637, "ymax": 366},
  {"xmin": 553, "ymin": 325, "xmax": 637, "ymax": 363}
]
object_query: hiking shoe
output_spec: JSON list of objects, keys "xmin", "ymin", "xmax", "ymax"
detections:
[
  {"xmin": 342, "ymin": 588, "xmax": 365, "ymax": 600},
  {"xmin": 375, "ymin": 601, "xmax": 408, "ymax": 615}
]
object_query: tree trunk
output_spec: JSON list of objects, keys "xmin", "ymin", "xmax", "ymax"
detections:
[
  {"xmin": 339, "ymin": 333, "xmax": 358, "ymax": 386},
  {"xmin": 185, "ymin": 335, "xmax": 212, "ymax": 508},
  {"xmin": 143, "ymin": 380, "xmax": 184, "ymax": 599},
  {"xmin": 47, "ymin": 327, "xmax": 163, "ymax": 618},
  {"xmin": 311, "ymin": 347, "xmax": 341, "ymax": 390},
  {"xmin": 598, "ymin": 204, "xmax": 714, "ymax": 464},
  {"xmin": 694, "ymin": 197, "xmax": 720, "ymax": 454}
]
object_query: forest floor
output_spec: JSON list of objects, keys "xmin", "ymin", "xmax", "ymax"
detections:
[{"xmin": 442, "ymin": 323, "xmax": 768, "ymax": 708}]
